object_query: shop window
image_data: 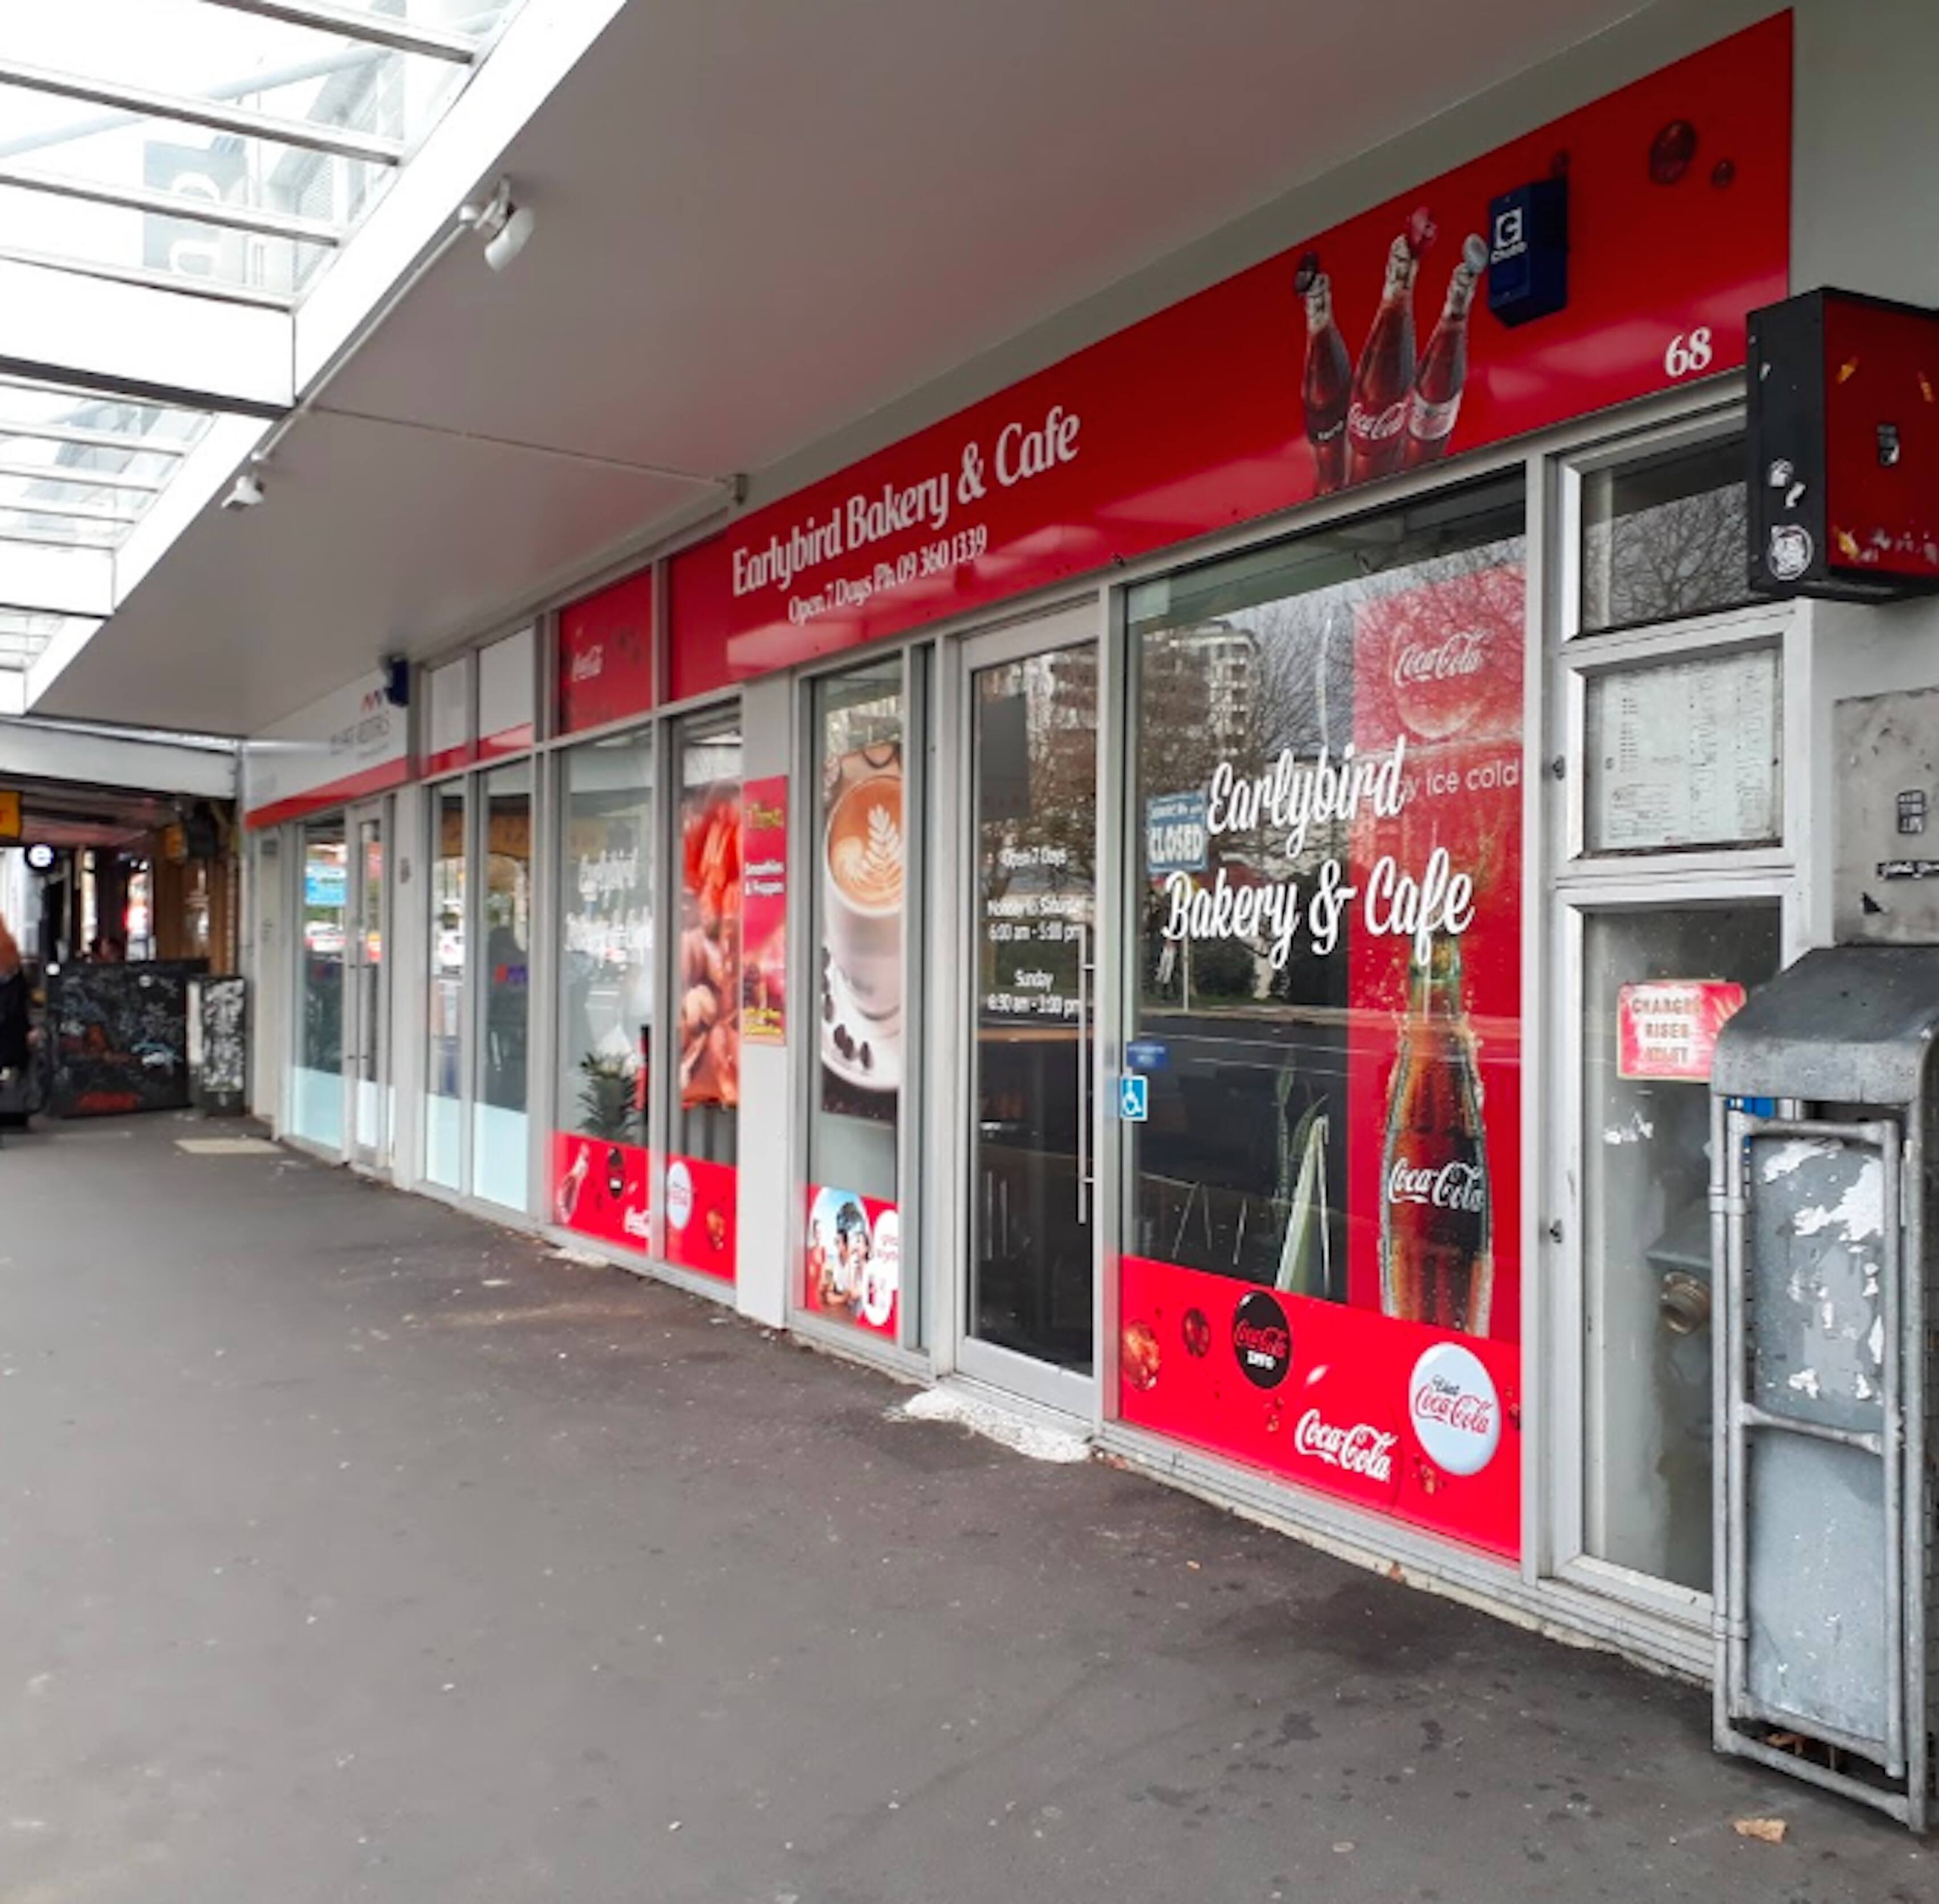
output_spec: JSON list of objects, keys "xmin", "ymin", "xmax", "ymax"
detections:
[
  {"xmin": 1579, "ymin": 903, "xmax": 1781, "ymax": 1593},
  {"xmin": 294, "ymin": 818, "xmax": 347, "ymax": 1148},
  {"xmin": 1119, "ymin": 475, "xmax": 1527, "ymax": 1557},
  {"xmin": 1579, "ymin": 432, "xmax": 1750, "ymax": 634},
  {"xmin": 475, "ymin": 761, "xmax": 532, "ymax": 1209},
  {"xmin": 551, "ymin": 727, "xmax": 655, "ymax": 1250},
  {"xmin": 667, "ymin": 707, "xmax": 742, "ymax": 1279},
  {"xmin": 805, "ymin": 657, "xmax": 906, "ymax": 1341},
  {"xmin": 424, "ymin": 784, "xmax": 466, "ymax": 1190}
]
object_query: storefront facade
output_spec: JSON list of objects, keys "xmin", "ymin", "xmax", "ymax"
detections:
[{"xmin": 241, "ymin": 8, "xmax": 1939, "ymax": 1681}]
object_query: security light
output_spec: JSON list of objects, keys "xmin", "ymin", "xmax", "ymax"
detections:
[
  {"xmin": 221, "ymin": 469, "xmax": 265, "ymax": 511},
  {"xmin": 460, "ymin": 178, "xmax": 536, "ymax": 272}
]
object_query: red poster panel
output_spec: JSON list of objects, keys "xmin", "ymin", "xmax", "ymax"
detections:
[
  {"xmin": 679, "ymin": 782, "xmax": 742, "ymax": 1108},
  {"xmin": 1120, "ymin": 1256, "xmax": 1520, "ymax": 1557},
  {"xmin": 1618, "ymin": 979, "xmax": 1746, "ymax": 1080},
  {"xmin": 741, "ymin": 775, "xmax": 788, "ymax": 1045},
  {"xmin": 803, "ymin": 1186, "xmax": 899, "ymax": 1337},
  {"xmin": 1346, "ymin": 565, "xmax": 1526, "ymax": 1345},
  {"xmin": 668, "ymin": 17, "xmax": 1789, "ymax": 698},
  {"xmin": 550, "ymin": 1130, "xmax": 651, "ymax": 1251},
  {"xmin": 559, "ymin": 569, "xmax": 655, "ymax": 736},
  {"xmin": 665, "ymin": 1154, "xmax": 737, "ymax": 1281}
]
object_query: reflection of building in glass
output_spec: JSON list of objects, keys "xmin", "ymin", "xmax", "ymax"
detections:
[{"xmin": 1140, "ymin": 621, "xmax": 1260, "ymax": 757}]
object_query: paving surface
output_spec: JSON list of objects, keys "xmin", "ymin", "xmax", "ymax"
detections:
[{"xmin": 0, "ymin": 1114, "xmax": 1930, "ymax": 1903}]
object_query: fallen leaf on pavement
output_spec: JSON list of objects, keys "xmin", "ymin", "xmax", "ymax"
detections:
[{"xmin": 1733, "ymin": 1817, "xmax": 1787, "ymax": 1844}]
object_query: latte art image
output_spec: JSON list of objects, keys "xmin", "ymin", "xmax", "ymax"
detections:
[{"xmin": 830, "ymin": 793, "xmax": 902, "ymax": 910}]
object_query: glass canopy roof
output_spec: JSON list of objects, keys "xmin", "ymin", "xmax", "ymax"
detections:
[{"xmin": 0, "ymin": 0, "xmax": 527, "ymax": 680}]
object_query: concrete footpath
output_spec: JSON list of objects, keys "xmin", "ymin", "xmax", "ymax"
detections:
[{"xmin": 0, "ymin": 1115, "xmax": 1928, "ymax": 1903}]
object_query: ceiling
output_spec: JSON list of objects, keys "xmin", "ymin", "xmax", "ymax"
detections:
[{"xmin": 39, "ymin": 0, "xmax": 1649, "ymax": 735}]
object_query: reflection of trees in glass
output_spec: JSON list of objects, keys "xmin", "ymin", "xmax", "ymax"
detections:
[{"xmin": 1582, "ymin": 444, "xmax": 1749, "ymax": 632}]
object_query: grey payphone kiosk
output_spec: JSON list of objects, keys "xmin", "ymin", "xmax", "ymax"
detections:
[
  {"xmin": 1710, "ymin": 947, "xmax": 1937, "ymax": 1828},
  {"xmin": 1706, "ymin": 683, "xmax": 1939, "ymax": 1825}
]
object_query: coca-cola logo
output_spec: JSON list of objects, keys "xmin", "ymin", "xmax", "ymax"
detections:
[
  {"xmin": 1232, "ymin": 1289, "xmax": 1292, "ymax": 1390},
  {"xmin": 1407, "ymin": 1342, "xmax": 1502, "ymax": 1477},
  {"xmin": 569, "ymin": 643, "xmax": 605, "ymax": 683},
  {"xmin": 1292, "ymin": 1407, "xmax": 1396, "ymax": 1484},
  {"xmin": 1390, "ymin": 627, "xmax": 1488, "ymax": 690},
  {"xmin": 1347, "ymin": 398, "xmax": 1408, "ymax": 444},
  {"xmin": 1386, "ymin": 1158, "xmax": 1486, "ymax": 1214}
]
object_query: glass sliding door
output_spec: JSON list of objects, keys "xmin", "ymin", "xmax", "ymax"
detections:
[
  {"xmin": 292, "ymin": 816, "xmax": 347, "ymax": 1150},
  {"xmin": 959, "ymin": 608, "xmax": 1098, "ymax": 1408},
  {"xmin": 424, "ymin": 782, "xmax": 467, "ymax": 1191},
  {"xmin": 474, "ymin": 761, "xmax": 532, "ymax": 1211}
]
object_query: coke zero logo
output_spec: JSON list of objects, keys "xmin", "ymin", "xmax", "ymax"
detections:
[
  {"xmin": 1232, "ymin": 1289, "xmax": 1292, "ymax": 1390},
  {"xmin": 1386, "ymin": 1158, "xmax": 1486, "ymax": 1214},
  {"xmin": 1390, "ymin": 627, "xmax": 1488, "ymax": 690},
  {"xmin": 1407, "ymin": 1342, "xmax": 1502, "ymax": 1477},
  {"xmin": 1292, "ymin": 1408, "xmax": 1396, "ymax": 1483}
]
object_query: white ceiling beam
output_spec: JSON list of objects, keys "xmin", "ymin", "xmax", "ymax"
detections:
[
  {"xmin": 0, "ymin": 417, "xmax": 190, "ymax": 458},
  {"xmin": 0, "ymin": 459, "xmax": 165, "ymax": 494},
  {"xmin": 0, "ymin": 58, "xmax": 406, "ymax": 166},
  {"xmin": 0, "ymin": 542, "xmax": 113, "ymax": 619},
  {"xmin": 0, "ymin": 673, "xmax": 25, "ymax": 717},
  {"xmin": 0, "ymin": 716, "xmax": 238, "ymax": 798},
  {"xmin": 0, "ymin": 164, "xmax": 345, "ymax": 247},
  {"xmin": 0, "ymin": 259, "xmax": 295, "ymax": 416},
  {"xmin": 198, "ymin": 0, "xmax": 482, "ymax": 64}
]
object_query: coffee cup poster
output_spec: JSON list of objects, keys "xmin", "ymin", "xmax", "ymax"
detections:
[
  {"xmin": 818, "ymin": 731, "xmax": 905, "ymax": 1125},
  {"xmin": 1119, "ymin": 552, "xmax": 1524, "ymax": 1560}
]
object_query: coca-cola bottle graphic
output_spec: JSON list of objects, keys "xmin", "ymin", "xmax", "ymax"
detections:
[
  {"xmin": 1345, "ymin": 231, "xmax": 1423, "ymax": 486},
  {"xmin": 1404, "ymin": 234, "xmax": 1489, "ymax": 470},
  {"xmin": 1296, "ymin": 253, "xmax": 1352, "ymax": 495},
  {"xmin": 1379, "ymin": 933, "xmax": 1492, "ymax": 1336}
]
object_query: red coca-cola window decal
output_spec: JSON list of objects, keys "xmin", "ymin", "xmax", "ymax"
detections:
[
  {"xmin": 1121, "ymin": 474, "xmax": 1525, "ymax": 1560},
  {"xmin": 559, "ymin": 569, "xmax": 656, "ymax": 737}
]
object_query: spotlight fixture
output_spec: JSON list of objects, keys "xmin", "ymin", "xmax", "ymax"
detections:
[
  {"xmin": 460, "ymin": 177, "xmax": 536, "ymax": 272},
  {"xmin": 221, "ymin": 469, "xmax": 265, "ymax": 511}
]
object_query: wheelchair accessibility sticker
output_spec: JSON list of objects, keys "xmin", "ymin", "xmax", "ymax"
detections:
[{"xmin": 1117, "ymin": 1075, "xmax": 1148, "ymax": 1122}]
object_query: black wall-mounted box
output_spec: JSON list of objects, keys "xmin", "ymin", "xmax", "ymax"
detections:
[
  {"xmin": 1486, "ymin": 177, "xmax": 1568, "ymax": 328},
  {"xmin": 1747, "ymin": 288, "xmax": 1939, "ymax": 602}
]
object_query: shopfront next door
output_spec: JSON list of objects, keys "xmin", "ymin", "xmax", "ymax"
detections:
[{"xmin": 958, "ymin": 608, "xmax": 1098, "ymax": 1414}]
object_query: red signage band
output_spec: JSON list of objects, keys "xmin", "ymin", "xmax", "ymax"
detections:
[
  {"xmin": 559, "ymin": 568, "xmax": 656, "ymax": 737},
  {"xmin": 668, "ymin": 15, "xmax": 1790, "ymax": 698},
  {"xmin": 244, "ymin": 756, "xmax": 411, "ymax": 831}
]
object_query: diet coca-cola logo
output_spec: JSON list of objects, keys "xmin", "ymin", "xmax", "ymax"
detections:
[
  {"xmin": 1232, "ymin": 1289, "xmax": 1292, "ymax": 1390},
  {"xmin": 1407, "ymin": 1342, "xmax": 1502, "ymax": 1477},
  {"xmin": 1386, "ymin": 1157, "xmax": 1486, "ymax": 1214},
  {"xmin": 1292, "ymin": 1407, "xmax": 1396, "ymax": 1484},
  {"xmin": 1390, "ymin": 626, "xmax": 1488, "ymax": 690}
]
